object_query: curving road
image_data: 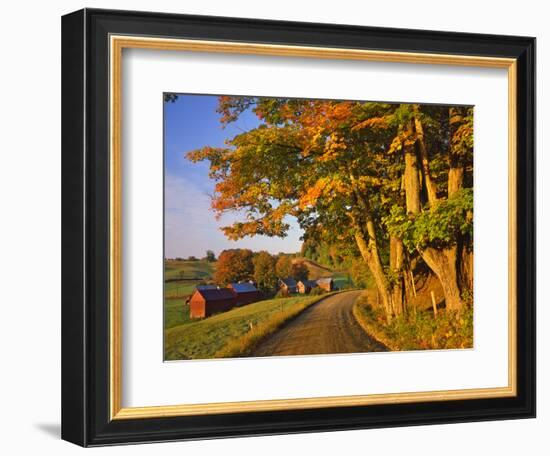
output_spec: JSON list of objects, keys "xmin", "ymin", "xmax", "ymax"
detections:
[{"xmin": 251, "ymin": 290, "xmax": 387, "ymax": 357}]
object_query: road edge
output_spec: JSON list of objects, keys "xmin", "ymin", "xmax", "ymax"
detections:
[
  {"xmin": 352, "ymin": 293, "xmax": 399, "ymax": 351},
  {"xmin": 219, "ymin": 290, "xmax": 350, "ymax": 358}
]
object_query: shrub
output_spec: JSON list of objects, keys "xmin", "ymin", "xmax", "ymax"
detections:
[
  {"xmin": 384, "ymin": 188, "xmax": 473, "ymax": 252},
  {"xmin": 309, "ymin": 287, "xmax": 325, "ymax": 296},
  {"xmin": 354, "ymin": 294, "xmax": 473, "ymax": 351}
]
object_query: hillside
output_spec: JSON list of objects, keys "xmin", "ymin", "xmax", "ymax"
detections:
[
  {"xmin": 164, "ymin": 259, "xmax": 216, "ymax": 299},
  {"xmin": 291, "ymin": 257, "xmax": 333, "ymax": 279},
  {"xmin": 164, "ymin": 259, "xmax": 216, "ymax": 281},
  {"xmin": 291, "ymin": 257, "xmax": 352, "ymax": 289}
]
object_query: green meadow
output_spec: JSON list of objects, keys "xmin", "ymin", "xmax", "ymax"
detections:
[
  {"xmin": 163, "ymin": 257, "xmax": 351, "ymax": 359},
  {"xmin": 164, "ymin": 259, "xmax": 217, "ymax": 329},
  {"xmin": 164, "ymin": 294, "xmax": 333, "ymax": 360}
]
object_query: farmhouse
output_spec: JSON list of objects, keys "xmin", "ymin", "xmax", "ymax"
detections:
[
  {"xmin": 297, "ymin": 279, "xmax": 318, "ymax": 294},
  {"xmin": 228, "ymin": 282, "xmax": 260, "ymax": 306},
  {"xmin": 278, "ymin": 277, "xmax": 297, "ymax": 294},
  {"xmin": 189, "ymin": 287, "xmax": 236, "ymax": 319},
  {"xmin": 316, "ymin": 277, "xmax": 335, "ymax": 292}
]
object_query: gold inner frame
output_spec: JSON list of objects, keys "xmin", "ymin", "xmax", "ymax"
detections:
[{"xmin": 109, "ymin": 35, "xmax": 517, "ymax": 420}]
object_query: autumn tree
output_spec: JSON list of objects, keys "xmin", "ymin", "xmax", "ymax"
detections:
[
  {"xmin": 188, "ymin": 98, "xmax": 398, "ymax": 319},
  {"xmin": 301, "ymin": 238, "xmax": 344, "ymax": 268},
  {"xmin": 275, "ymin": 255, "xmax": 293, "ymax": 279},
  {"xmin": 188, "ymin": 96, "xmax": 473, "ymax": 319},
  {"xmin": 349, "ymin": 258, "xmax": 371, "ymax": 289},
  {"xmin": 291, "ymin": 261, "xmax": 309, "ymax": 282},
  {"xmin": 253, "ymin": 251, "xmax": 277, "ymax": 291},
  {"xmin": 383, "ymin": 104, "xmax": 473, "ymax": 311},
  {"xmin": 214, "ymin": 249, "xmax": 254, "ymax": 285}
]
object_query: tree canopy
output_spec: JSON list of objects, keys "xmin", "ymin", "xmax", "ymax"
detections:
[
  {"xmin": 187, "ymin": 96, "xmax": 474, "ymax": 320},
  {"xmin": 214, "ymin": 249, "xmax": 254, "ymax": 285}
]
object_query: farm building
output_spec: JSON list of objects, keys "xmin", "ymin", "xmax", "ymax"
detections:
[
  {"xmin": 185, "ymin": 284, "xmax": 217, "ymax": 305},
  {"xmin": 189, "ymin": 287, "xmax": 237, "ymax": 319},
  {"xmin": 278, "ymin": 277, "xmax": 298, "ymax": 294},
  {"xmin": 228, "ymin": 282, "xmax": 260, "ymax": 306},
  {"xmin": 297, "ymin": 280, "xmax": 319, "ymax": 294},
  {"xmin": 316, "ymin": 277, "xmax": 335, "ymax": 292}
]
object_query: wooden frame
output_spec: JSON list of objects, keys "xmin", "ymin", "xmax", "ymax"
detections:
[{"xmin": 62, "ymin": 8, "xmax": 536, "ymax": 446}]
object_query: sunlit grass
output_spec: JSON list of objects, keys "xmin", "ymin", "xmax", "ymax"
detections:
[
  {"xmin": 164, "ymin": 298, "xmax": 194, "ymax": 330},
  {"xmin": 353, "ymin": 292, "xmax": 473, "ymax": 351},
  {"xmin": 164, "ymin": 259, "xmax": 216, "ymax": 280},
  {"xmin": 164, "ymin": 293, "xmax": 335, "ymax": 360}
]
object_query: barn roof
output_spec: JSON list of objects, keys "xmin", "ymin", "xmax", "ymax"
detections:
[
  {"xmin": 299, "ymin": 280, "xmax": 318, "ymax": 288},
  {"xmin": 316, "ymin": 277, "xmax": 334, "ymax": 285},
  {"xmin": 279, "ymin": 277, "xmax": 297, "ymax": 287},
  {"xmin": 195, "ymin": 288, "xmax": 235, "ymax": 301},
  {"xmin": 230, "ymin": 282, "xmax": 258, "ymax": 293}
]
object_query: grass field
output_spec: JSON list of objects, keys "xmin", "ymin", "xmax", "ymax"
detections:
[
  {"xmin": 164, "ymin": 281, "xmax": 202, "ymax": 299},
  {"xmin": 164, "ymin": 293, "xmax": 334, "ymax": 360},
  {"xmin": 163, "ymin": 256, "xmax": 352, "ymax": 319},
  {"xmin": 164, "ymin": 259, "xmax": 216, "ymax": 281},
  {"xmin": 163, "ymin": 260, "xmax": 217, "ymax": 328},
  {"xmin": 162, "ymin": 257, "xmax": 352, "ymax": 355},
  {"xmin": 164, "ymin": 298, "xmax": 194, "ymax": 329},
  {"xmin": 164, "ymin": 259, "xmax": 216, "ymax": 298}
]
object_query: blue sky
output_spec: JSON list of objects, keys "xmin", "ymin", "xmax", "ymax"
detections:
[{"xmin": 164, "ymin": 94, "xmax": 303, "ymax": 258}]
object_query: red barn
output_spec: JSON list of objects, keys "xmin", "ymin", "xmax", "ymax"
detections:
[
  {"xmin": 189, "ymin": 287, "xmax": 237, "ymax": 319},
  {"xmin": 229, "ymin": 282, "xmax": 260, "ymax": 306}
]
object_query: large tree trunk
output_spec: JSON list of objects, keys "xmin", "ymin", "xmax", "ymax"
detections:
[
  {"xmin": 348, "ymin": 174, "xmax": 394, "ymax": 321},
  {"xmin": 403, "ymin": 119, "xmax": 422, "ymax": 214},
  {"xmin": 390, "ymin": 236, "xmax": 404, "ymax": 315},
  {"xmin": 459, "ymin": 237, "xmax": 474, "ymax": 298},
  {"xmin": 448, "ymin": 166, "xmax": 464, "ymax": 196},
  {"xmin": 413, "ymin": 112, "xmax": 438, "ymax": 205},
  {"xmin": 402, "ymin": 114, "xmax": 465, "ymax": 312},
  {"xmin": 421, "ymin": 246, "xmax": 463, "ymax": 312},
  {"xmin": 448, "ymin": 107, "xmax": 473, "ymax": 304},
  {"xmin": 353, "ymin": 224, "xmax": 393, "ymax": 321}
]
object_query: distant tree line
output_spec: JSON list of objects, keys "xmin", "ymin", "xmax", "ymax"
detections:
[
  {"xmin": 213, "ymin": 249, "xmax": 309, "ymax": 292},
  {"xmin": 169, "ymin": 250, "xmax": 217, "ymax": 263}
]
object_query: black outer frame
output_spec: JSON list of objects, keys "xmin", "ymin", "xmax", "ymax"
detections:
[{"xmin": 61, "ymin": 8, "xmax": 536, "ymax": 447}]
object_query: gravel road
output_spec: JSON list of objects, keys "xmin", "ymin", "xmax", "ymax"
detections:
[{"xmin": 251, "ymin": 290, "xmax": 387, "ymax": 357}]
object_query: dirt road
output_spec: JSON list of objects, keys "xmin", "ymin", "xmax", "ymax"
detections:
[{"xmin": 251, "ymin": 290, "xmax": 387, "ymax": 357}]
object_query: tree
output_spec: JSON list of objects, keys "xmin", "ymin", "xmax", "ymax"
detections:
[
  {"xmin": 349, "ymin": 258, "xmax": 371, "ymax": 289},
  {"xmin": 188, "ymin": 97, "xmax": 473, "ymax": 319},
  {"xmin": 188, "ymin": 97, "xmax": 402, "ymax": 319},
  {"xmin": 384, "ymin": 105, "xmax": 473, "ymax": 311},
  {"xmin": 205, "ymin": 250, "xmax": 216, "ymax": 262},
  {"xmin": 253, "ymin": 251, "xmax": 277, "ymax": 291},
  {"xmin": 275, "ymin": 255, "xmax": 293, "ymax": 279},
  {"xmin": 291, "ymin": 261, "xmax": 309, "ymax": 282},
  {"xmin": 213, "ymin": 249, "xmax": 254, "ymax": 285}
]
